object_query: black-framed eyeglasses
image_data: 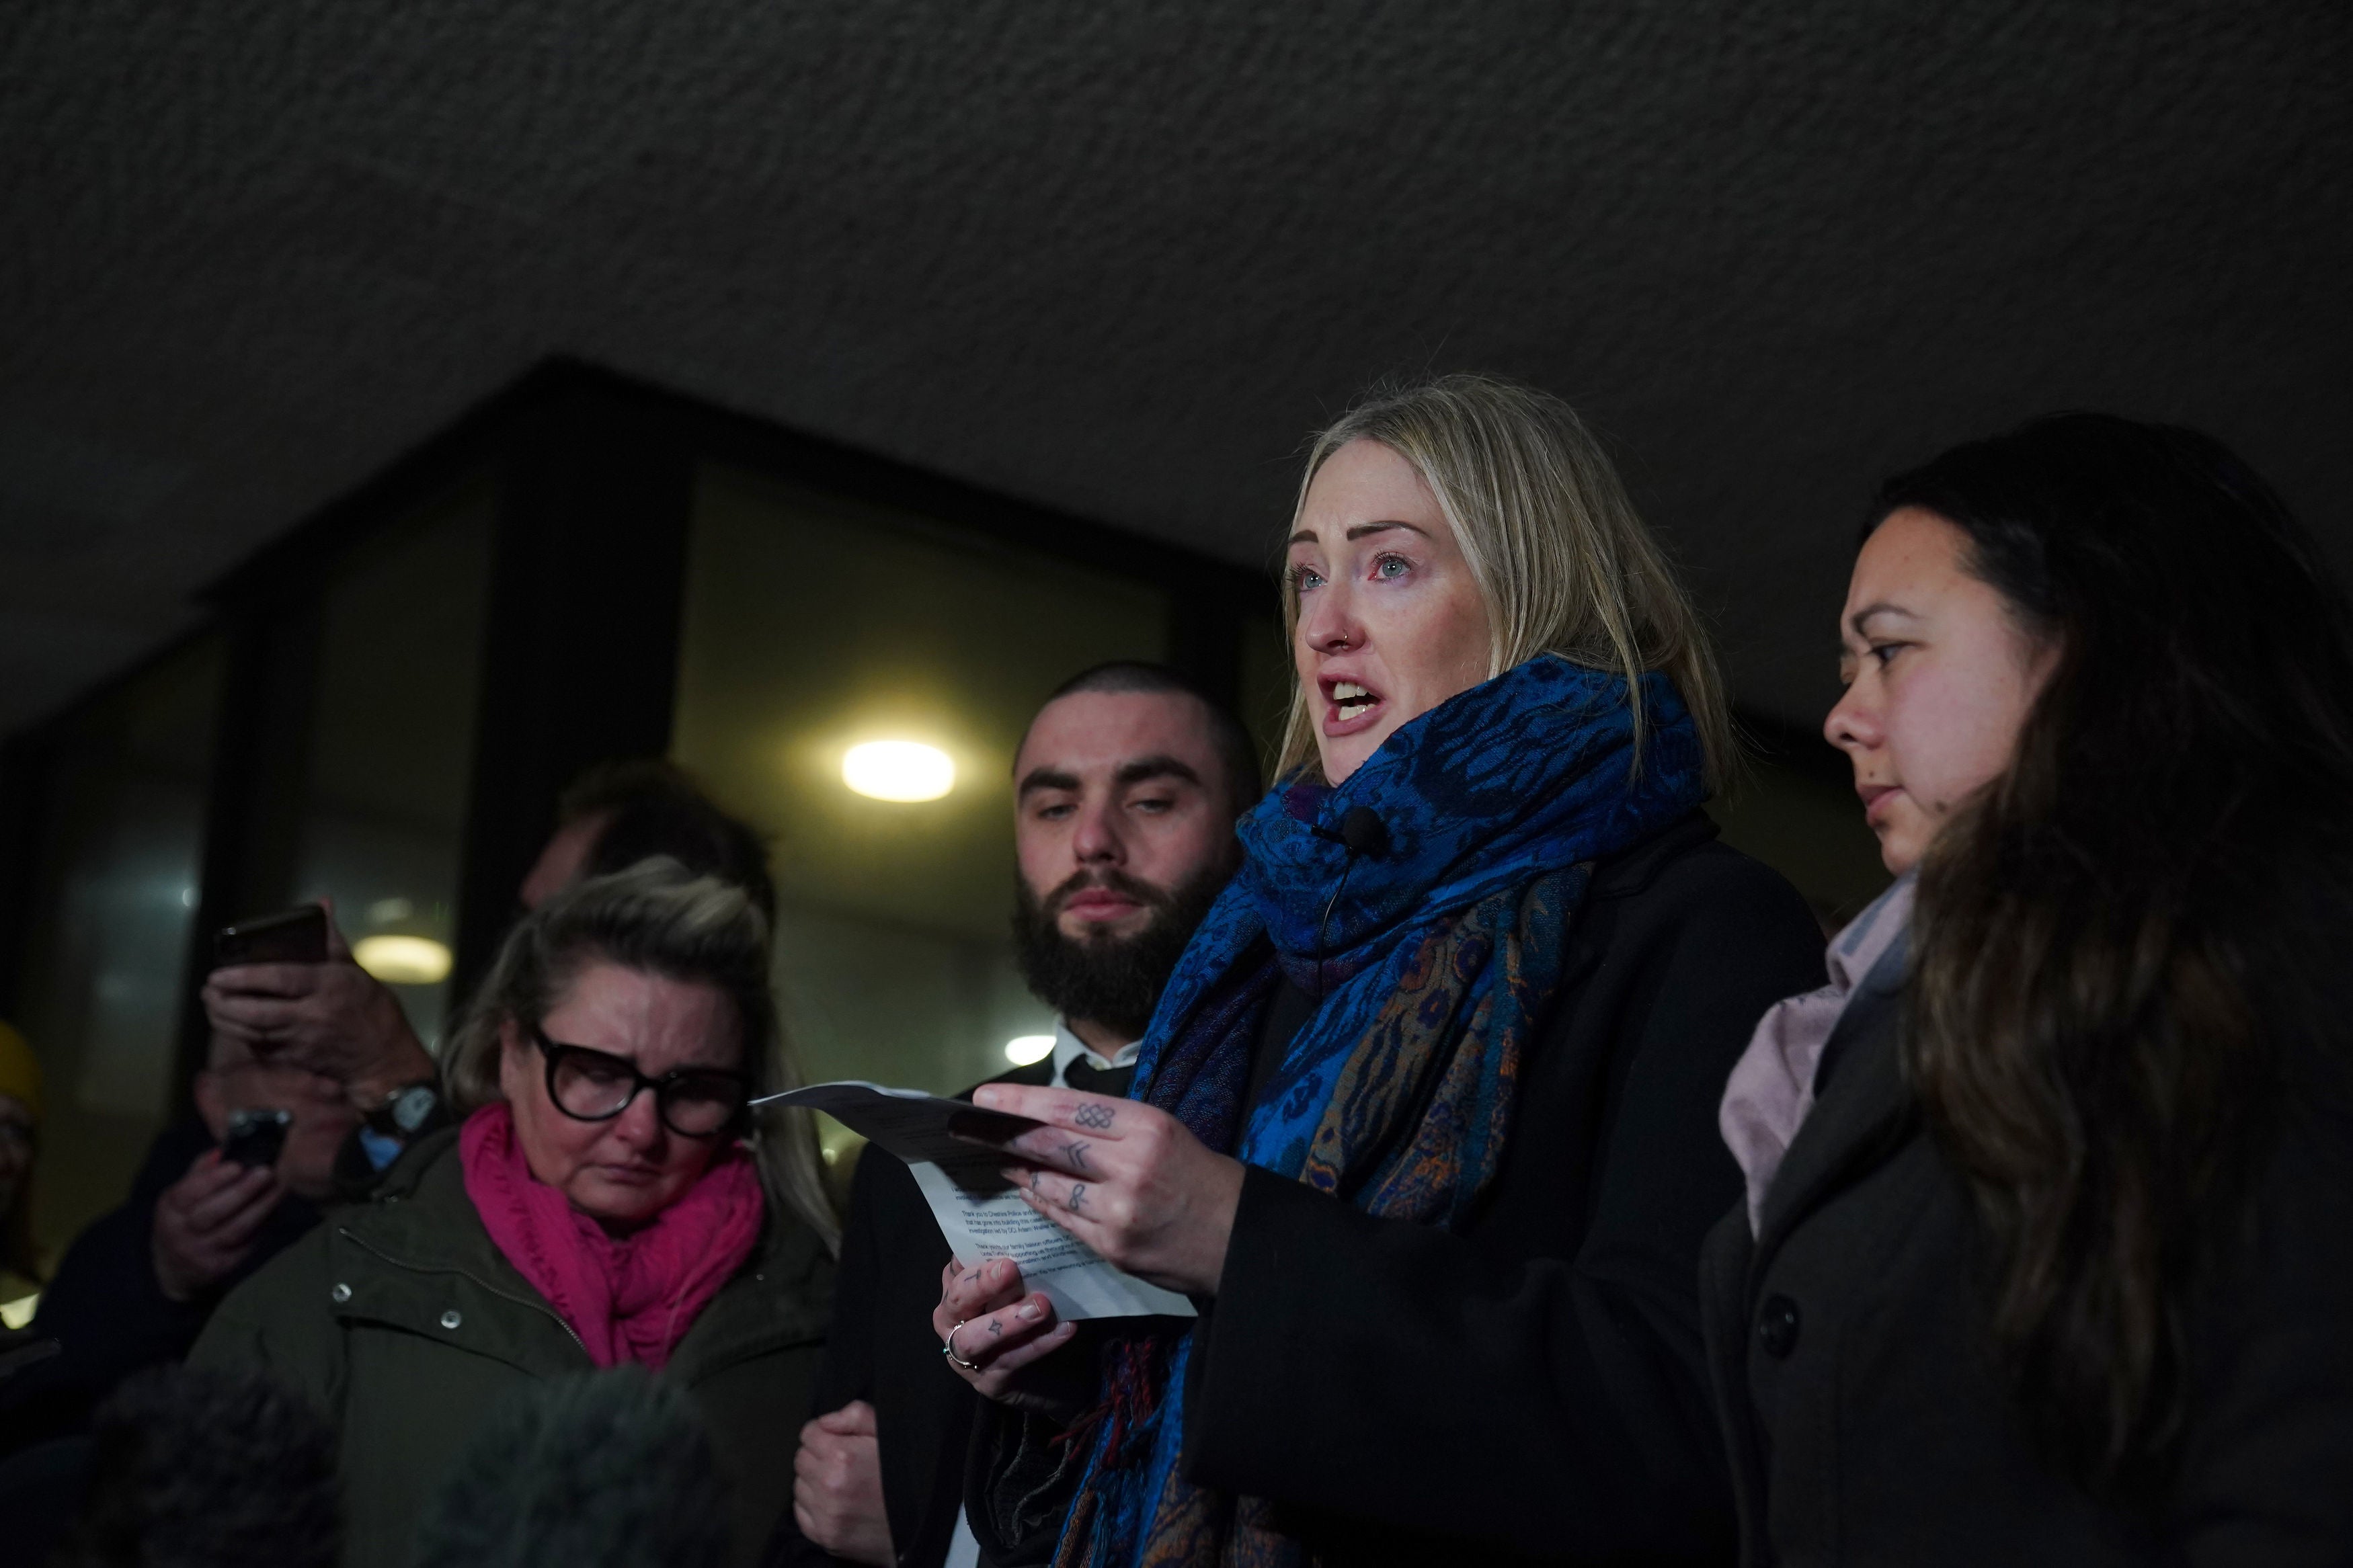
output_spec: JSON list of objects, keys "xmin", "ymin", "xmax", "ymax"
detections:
[{"xmin": 530, "ymin": 1026, "xmax": 751, "ymax": 1139}]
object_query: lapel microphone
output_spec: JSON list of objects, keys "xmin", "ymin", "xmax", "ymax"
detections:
[
  {"xmin": 1332, "ymin": 805, "xmax": 1391, "ymax": 858},
  {"xmin": 1313, "ymin": 806, "xmax": 1391, "ymax": 994}
]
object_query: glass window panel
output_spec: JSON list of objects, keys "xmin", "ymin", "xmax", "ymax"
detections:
[
  {"xmin": 1236, "ymin": 610, "xmax": 1290, "ymax": 784},
  {"xmin": 671, "ymin": 466, "xmax": 1172, "ymax": 1121},
  {"xmin": 11, "ymin": 635, "xmax": 221, "ymax": 1253},
  {"xmin": 284, "ymin": 483, "xmax": 493, "ymax": 1053}
]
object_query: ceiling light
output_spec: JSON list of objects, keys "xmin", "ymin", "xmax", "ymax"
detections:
[
  {"xmin": 353, "ymin": 934, "xmax": 453, "ymax": 986},
  {"xmin": 842, "ymin": 740, "xmax": 955, "ymax": 801},
  {"xmin": 1004, "ymin": 1034, "xmax": 1055, "ymax": 1066}
]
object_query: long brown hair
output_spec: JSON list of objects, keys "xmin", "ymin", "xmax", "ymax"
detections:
[{"xmin": 1883, "ymin": 413, "xmax": 2353, "ymax": 1499}]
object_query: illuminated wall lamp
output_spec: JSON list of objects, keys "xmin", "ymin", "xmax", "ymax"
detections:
[
  {"xmin": 1004, "ymin": 1035, "xmax": 1055, "ymax": 1066},
  {"xmin": 843, "ymin": 740, "xmax": 955, "ymax": 802},
  {"xmin": 353, "ymin": 934, "xmax": 454, "ymax": 986}
]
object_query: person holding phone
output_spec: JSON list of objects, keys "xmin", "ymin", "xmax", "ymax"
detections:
[
  {"xmin": 197, "ymin": 759, "xmax": 780, "ymax": 1180},
  {"xmin": 0, "ymin": 1027, "xmax": 358, "ymax": 1456},
  {"xmin": 1, "ymin": 907, "xmax": 423, "ymax": 1464},
  {"xmin": 0, "ymin": 758, "xmax": 780, "ymax": 1467},
  {"xmin": 201, "ymin": 903, "xmax": 441, "ymax": 1169},
  {"xmin": 193, "ymin": 861, "xmax": 837, "ymax": 1568}
]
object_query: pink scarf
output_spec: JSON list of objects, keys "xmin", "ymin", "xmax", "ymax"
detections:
[
  {"xmin": 1719, "ymin": 873, "xmax": 1914, "ymax": 1236},
  {"xmin": 459, "ymin": 1102, "xmax": 764, "ymax": 1368}
]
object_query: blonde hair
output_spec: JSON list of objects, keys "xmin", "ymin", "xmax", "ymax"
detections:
[
  {"xmin": 1277, "ymin": 374, "xmax": 1733, "ymax": 786},
  {"xmin": 443, "ymin": 858, "xmax": 838, "ymax": 1253}
]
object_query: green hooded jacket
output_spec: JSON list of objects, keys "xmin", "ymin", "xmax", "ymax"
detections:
[{"xmin": 190, "ymin": 1127, "xmax": 834, "ymax": 1568}]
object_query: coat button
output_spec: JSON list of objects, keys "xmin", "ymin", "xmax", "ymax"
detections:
[
  {"xmin": 440, "ymin": 1309, "xmax": 463, "ymax": 1330},
  {"xmin": 1757, "ymin": 1294, "xmax": 1800, "ymax": 1358},
  {"xmin": 330, "ymin": 1282, "xmax": 352, "ymax": 1303}
]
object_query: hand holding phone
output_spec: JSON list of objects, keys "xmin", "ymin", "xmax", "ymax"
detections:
[
  {"xmin": 214, "ymin": 906, "xmax": 329, "ymax": 970},
  {"xmin": 151, "ymin": 1147, "xmax": 282, "ymax": 1302},
  {"xmin": 220, "ymin": 1106, "xmax": 292, "ymax": 1169},
  {"xmin": 201, "ymin": 903, "xmax": 433, "ymax": 1097}
]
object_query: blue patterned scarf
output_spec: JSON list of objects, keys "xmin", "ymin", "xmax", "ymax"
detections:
[{"xmin": 1053, "ymin": 656, "xmax": 1708, "ymax": 1568}]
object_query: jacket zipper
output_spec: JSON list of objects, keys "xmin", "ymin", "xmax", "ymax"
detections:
[{"xmin": 335, "ymin": 1225, "xmax": 592, "ymax": 1360}]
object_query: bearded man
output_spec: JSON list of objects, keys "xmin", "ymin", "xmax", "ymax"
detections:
[{"xmin": 778, "ymin": 663, "xmax": 1259, "ymax": 1568}]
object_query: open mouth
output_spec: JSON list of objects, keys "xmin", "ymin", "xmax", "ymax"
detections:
[{"xmin": 1322, "ymin": 677, "xmax": 1386, "ymax": 732}]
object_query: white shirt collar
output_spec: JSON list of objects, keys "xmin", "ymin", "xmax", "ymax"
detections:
[{"xmin": 1051, "ymin": 1016, "xmax": 1140, "ymax": 1085}]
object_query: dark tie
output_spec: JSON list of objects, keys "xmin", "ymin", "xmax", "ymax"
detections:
[{"xmin": 1060, "ymin": 1057, "xmax": 1135, "ymax": 1100}]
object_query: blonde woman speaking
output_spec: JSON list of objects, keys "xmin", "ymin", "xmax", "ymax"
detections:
[{"xmin": 937, "ymin": 376, "xmax": 1825, "ymax": 1567}]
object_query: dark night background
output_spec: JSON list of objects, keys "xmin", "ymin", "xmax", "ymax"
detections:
[{"xmin": 3, "ymin": 0, "xmax": 2345, "ymax": 733}]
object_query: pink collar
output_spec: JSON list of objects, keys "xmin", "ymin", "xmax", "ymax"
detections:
[{"xmin": 1719, "ymin": 874, "xmax": 1914, "ymax": 1236}]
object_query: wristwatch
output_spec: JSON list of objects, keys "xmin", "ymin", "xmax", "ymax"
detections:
[
  {"xmin": 346, "ymin": 1079, "xmax": 444, "ymax": 1182},
  {"xmin": 367, "ymin": 1081, "xmax": 441, "ymax": 1139}
]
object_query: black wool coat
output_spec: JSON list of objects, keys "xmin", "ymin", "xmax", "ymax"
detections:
[
  {"xmin": 766, "ymin": 1057, "xmax": 1058, "ymax": 1568},
  {"xmin": 1700, "ymin": 940, "xmax": 2353, "ymax": 1565},
  {"xmin": 978, "ymin": 813, "xmax": 1826, "ymax": 1566}
]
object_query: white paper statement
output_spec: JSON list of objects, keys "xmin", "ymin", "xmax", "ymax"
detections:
[{"xmin": 760, "ymin": 1080, "xmax": 1195, "ymax": 1321}]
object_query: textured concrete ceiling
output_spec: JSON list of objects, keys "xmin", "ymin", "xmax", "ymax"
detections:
[{"xmin": 2, "ymin": 0, "xmax": 2346, "ymax": 737}]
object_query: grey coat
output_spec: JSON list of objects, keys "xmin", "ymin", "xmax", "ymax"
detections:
[{"xmin": 191, "ymin": 1126, "xmax": 833, "ymax": 1568}]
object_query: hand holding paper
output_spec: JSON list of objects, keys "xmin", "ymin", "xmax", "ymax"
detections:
[
  {"xmin": 752, "ymin": 1081, "xmax": 1198, "ymax": 1319},
  {"xmin": 969, "ymin": 1081, "xmax": 1246, "ymax": 1302}
]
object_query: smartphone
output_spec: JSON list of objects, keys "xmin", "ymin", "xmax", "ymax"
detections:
[
  {"xmin": 214, "ymin": 905, "xmax": 328, "ymax": 968},
  {"xmin": 220, "ymin": 1107, "xmax": 292, "ymax": 1169}
]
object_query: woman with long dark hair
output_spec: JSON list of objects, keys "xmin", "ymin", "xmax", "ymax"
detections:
[
  {"xmin": 1708, "ymin": 413, "xmax": 2353, "ymax": 1562},
  {"xmin": 932, "ymin": 375, "xmax": 1826, "ymax": 1565}
]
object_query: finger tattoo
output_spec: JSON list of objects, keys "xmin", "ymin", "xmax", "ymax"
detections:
[
  {"xmin": 1073, "ymin": 1103, "xmax": 1115, "ymax": 1130},
  {"xmin": 1029, "ymin": 1167, "xmax": 1045, "ymax": 1193},
  {"xmin": 1062, "ymin": 1140, "xmax": 1092, "ymax": 1173},
  {"xmin": 1067, "ymin": 1183, "xmax": 1087, "ymax": 1213},
  {"xmin": 986, "ymin": 1318, "xmax": 1002, "ymax": 1335}
]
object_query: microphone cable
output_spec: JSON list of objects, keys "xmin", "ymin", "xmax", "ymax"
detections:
[{"xmin": 1312, "ymin": 805, "xmax": 1389, "ymax": 995}]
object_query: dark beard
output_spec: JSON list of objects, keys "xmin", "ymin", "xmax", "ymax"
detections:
[{"xmin": 1011, "ymin": 862, "xmax": 1230, "ymax": 1040}]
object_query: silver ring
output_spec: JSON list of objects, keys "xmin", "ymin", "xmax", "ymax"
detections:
[{"xmin": 942, "ymin": 1319, "xmax": 984, "ymax": 1373}]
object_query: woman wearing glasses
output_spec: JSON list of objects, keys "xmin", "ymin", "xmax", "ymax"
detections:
[{"xmin": 194, "ymin": 859, "xmax": 838, "ymax": 1568}]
